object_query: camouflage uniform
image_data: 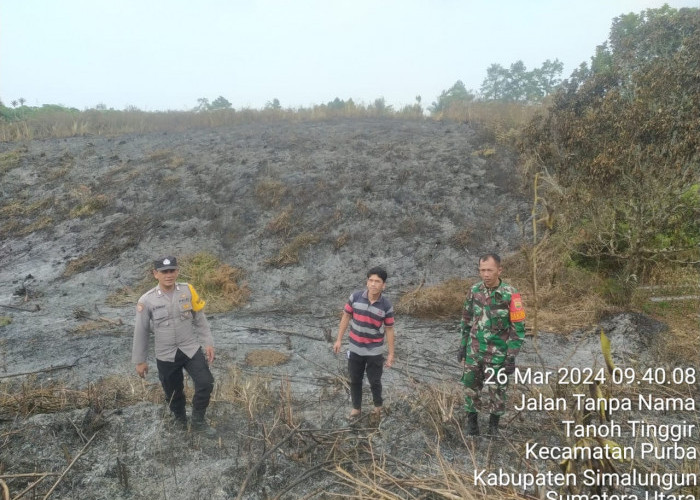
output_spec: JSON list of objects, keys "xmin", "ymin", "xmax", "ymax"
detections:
[{"xmin": 460, "ymin": 280, "xmax": 525, "ymax": 416}]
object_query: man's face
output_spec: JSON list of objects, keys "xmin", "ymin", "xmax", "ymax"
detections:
[
  {"xmin": 478, "ymin": 258, "xmax": 502, "ymax": 288},
  {"xmin": 154, "ymin": 268, "xmax": 179, "ymax": 290},
  {"xmin": 366, "ymin": 274, "xmax": 386, "ymax": 297}
]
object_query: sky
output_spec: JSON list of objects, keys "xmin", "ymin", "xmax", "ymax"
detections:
[{"xmin": 1, "ymin": 0, "xmax": 698, "ymax": 112}]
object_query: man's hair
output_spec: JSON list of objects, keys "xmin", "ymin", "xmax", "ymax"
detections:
[
  {"xmin": 367, "ymin": 266, "xmax": 388, "ymax": 282},
  {"xmin": 479, "ymin": 253, "xmax": 501, "ymax": 265}
]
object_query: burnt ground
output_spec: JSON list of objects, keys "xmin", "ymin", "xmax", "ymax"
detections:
[{"xmin": 0, "ymin": 118, "xmax": 696, "ymax": 499}]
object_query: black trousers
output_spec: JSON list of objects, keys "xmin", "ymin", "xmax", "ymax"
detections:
[
  {"xmin": 156, "ymin": 348, "xmax": 214, "ymax": 416},
  {"xmin": 348, "ymin": 351, "xmax": 384, "ymax": 410}
]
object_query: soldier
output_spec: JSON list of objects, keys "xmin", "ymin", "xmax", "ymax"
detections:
[
  {"xmin": 334, "ymin": 267, "xmax": 396, "ymax": 421},
  {"xmin": 457, "ymin": 253, "xmax": 525, "ymax": 436},
  {"xmin": 132, "ymin": 256, "xmax": 216, "ymax": 435}
]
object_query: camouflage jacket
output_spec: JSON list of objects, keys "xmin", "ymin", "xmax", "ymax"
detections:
[{"xmin": 459, "ymin": 279, "xmax": 525, "ymax": 364}]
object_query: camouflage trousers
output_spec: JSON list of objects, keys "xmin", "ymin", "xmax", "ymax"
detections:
[{"xmin": 460, "ymin": 359, "xmax": 508, "ymax": 416}]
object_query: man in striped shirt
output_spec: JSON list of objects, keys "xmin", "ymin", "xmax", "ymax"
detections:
[{"xmin": 333, "ymin": 267, "xmax": 396, "ymax": 420}]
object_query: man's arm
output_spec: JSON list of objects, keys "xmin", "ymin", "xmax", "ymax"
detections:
[
  {"xmin": 333, "ymin": 311, "xmax": 351, "ymax": 354},
  {"xmin": 506, "ymin": 292, "xmax": 526, "ymax": 358},
  {"xmin": 459, "ymin": 291, "xmax": 474, "ymax": 342},
  {"xmin": 384, "ymin": 326, "xmax": 395, "ymax": 367},
  {"xmin": 189, "ymin": 284, "xmax": 215, "ymax": 363},
  {"xmin": 457, "ymin": 290, "xmax": 475, "ymax": 364},
  {"xmin": 192, "ymin": 311, "xmax": 215, "ymax": 363},
  {"xmin": 132, "ymin": 302, "xmax": 150, "ymax": 378}
]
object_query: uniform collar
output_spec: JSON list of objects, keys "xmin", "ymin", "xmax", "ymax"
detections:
[
  {"xmin": 481, "ymin": 279, "xmax": 502, "ymax": 293},
  {"xmin": 156, "ymin": 283, "xmax": 180, "ymax": 295}
]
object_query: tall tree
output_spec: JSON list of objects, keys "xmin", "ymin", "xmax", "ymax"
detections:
[
  {"xmin": 430, "ymin": 80, "xmax": 474, "ymax": 114},
  {"xmin": 210, "ymin": 96, "xmax": 232, "ymax": 110},
  {"xmin": 480, "ymin": 59, "xmax": 563, "ymax": 102}
]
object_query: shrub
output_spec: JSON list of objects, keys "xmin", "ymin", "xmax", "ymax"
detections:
[
  {"xmin": 178, "ymin": 252, "xmax": 250, "ymax": 313},
  {"xmin": 106, "ymin": 252, "xmax": 249, "ymax": 313}
]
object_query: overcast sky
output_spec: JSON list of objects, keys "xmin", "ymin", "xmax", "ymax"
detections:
[{"xmin": 1, "ymin": 0, "xmax": 698, "ymax": 111}]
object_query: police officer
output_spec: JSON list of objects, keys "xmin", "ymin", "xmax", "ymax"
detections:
[
  {"xmin": 458, "ymin": 253, "xmax": 525, "ymax": 436},
  {"xmin": 132, "ymin": 256, "xmax": 216, "ymax": 435}
]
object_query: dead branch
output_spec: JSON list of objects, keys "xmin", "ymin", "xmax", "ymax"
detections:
[
  {"xmin": 10, "ymin": 474, "xmax": 55, "ymax": 500},
  {"xmin": 0, "ymin": 304, "xmax": 40, "ymax": 313},
  {"xmin": 43, "ymin": 432, "xmax": 97, "ymax": 499},
  {"xmin": 1, "ymin": 479, "xmax": 8, "ymax": 500},
  {"xmin": 236, "ymin": 426, "xmax": 299, "ymax": 500},
  {"xmin": 0, "ymin": 362, "xmax": 77, "ymax": 380},
  {"xmin": 0, "ymin": 473, "xmax": 60, "ymax": 479},
  {"xmin": 245, "ymin": 325, "xmax": 325, "ymax": 342}
]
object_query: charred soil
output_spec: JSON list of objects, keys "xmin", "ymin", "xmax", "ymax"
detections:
[{"xmin": 0, "ymin": 118, "xmax": 693, "ymax": 499}]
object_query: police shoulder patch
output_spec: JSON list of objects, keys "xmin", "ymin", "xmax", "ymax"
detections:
[{"xmin": 136, "ymin": 303, "xmax": 144, "ymax": 312}]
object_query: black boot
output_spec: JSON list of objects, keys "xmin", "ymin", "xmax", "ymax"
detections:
[
  {"xmin": 466, "ymin": 412, "xmax": 479, "ymax": 436},
  {"xmin": 170, "ymin": 405, "xmax": 188, "ymax": 431},
  {"xmin": 172, "ymin": 411, "xmax": 188, "ymax": 431},
  {"xmin": 191, "ymin": 409, "xmax": 216, "ymax": 437},
  {"xmin": 488, "ymin": 414, "xmax": 500, "ymax": 436}
]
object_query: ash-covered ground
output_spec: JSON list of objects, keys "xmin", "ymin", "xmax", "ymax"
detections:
[{"xmin": 0, "ymin": 118, "xmax": 692, "ymax": 499}]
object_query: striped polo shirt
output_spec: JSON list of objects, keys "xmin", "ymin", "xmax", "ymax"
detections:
[{"xmin": 344, "ymin": 290, "xmax": 395, "ymax": 356}]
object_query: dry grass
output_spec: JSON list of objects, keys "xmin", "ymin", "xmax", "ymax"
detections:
[
  {"xmin": 439, "ymin": 100, "xmax": 543, "ymax": 147},
  {"xmin": 0, "ymin": 197, "xmax": 56, "ymax": 238},
  {"xmin": 214, "ymin": 366, "xmax": 274, "ymax": 421},
  {"xmin": 330, "ymin": 456, "xmax": 518, "ymax": 500},
  {"xmin": 501, "ymin": 247, "xmax": 611, "ymax": 333},
  {"xmin": 145, "ymin": 149, "xmax": 185, "ymax": 168},
  {"xmin": 0, "ymin": 376, "xmax": 162, "ymax": 419},
  {"xmin": 265, "ymin": 232, "xmax": 320, "ymax": 267},
  {"xmin": 0, "ymin": 197, "xmax": 54, "ymax": 218},
  {"xmin": 396, "ymin": 278, "xmax": 469, "ymax": 319},
  {"xmin": 0, "ymin": 107, "xmax": 431, "ymax": 142},
  {"xmin": 355, "ymin": 199, "xmax": 370, "ymax": 217},
  {"xmin": 68, "ymin": 185, "xmax": 110, "ymax": 218},
  {"xmin": 396, "ymin": 242, "xmax": 612, "ymax": 332},
  {"xmin": 69, "ymin": 194, "xmax": 109, "ymax": 218},
  {"xmin": 255, "ymin": 178, "xmax": 287, "ymax": 208},
  {"xmin": 0, "ymin": 150, "xmax": 22, "ymax": 174},
  {"xmin": 244, "ymin": 349, "xmax": 290, "ymax": 367},
  {"xmin": 105, "ymin": 252, "xmax": 250, "ymax": 313},
  {"xmin": 20, "ymin": 216, "xmax": 54, "ymax": 235},
  {"xmin": 334, "ymin": 232, "xmax": 350, "ymax": 250},
  {"xmin": 630, "ymin": 265, "xmax": 699, "ymax": 363},
  {"xmin": 0, "ymin": 366, "xmax": 283, "ymax": 426},
  {"xmin": 265, "ymin": 205, "xmax": 294, "ymax": 236},
  {"xmin": 179, "ymin": 252, "xmax": 251, "ymax": 313},
  {"xmin": 448, "ymin": 228, "xmax": 473, "ymax": 250},
  {"xmin": 403, "ymin": 382, "xmax": 462, "ymax": 440}
]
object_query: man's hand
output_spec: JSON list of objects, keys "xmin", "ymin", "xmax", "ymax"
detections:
[
  {"xmin": 457, "ymin": 345, "xmax": 466, "ymax": 363},
  {"xmin": 136, "ymin": 363, "xmax": 148, "ymax": 378},
  {"xmin": 333, "ymin": 339, "xmax": 342, "ymax": 354},
  {"xmin": 205, "ymin": 346, "xmax": 215, "ymax": 364},
  {"xmin": 504, "ymin": 357, "xmax": 516, "ymax": 375},
  {"xmin": 385, "ymin": 353, "xmax": 394, "ymax": 368}
]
